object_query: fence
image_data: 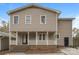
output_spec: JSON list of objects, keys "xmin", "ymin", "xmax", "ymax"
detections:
[{"xmin": 73, "ymin": 37, "xmax": 79, "ymax": 48}]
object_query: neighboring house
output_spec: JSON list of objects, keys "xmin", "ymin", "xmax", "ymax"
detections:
[
  {"xmin": 0, "ymin": 31, "xmax": 15, "ymax": 50},
  {"xmin": 8, "ymin": 4, "xmax": 74, "ymax": 51}
]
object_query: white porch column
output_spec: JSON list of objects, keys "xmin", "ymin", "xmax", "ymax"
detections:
[
  {"xmin": 16, "ymin": 32, "xmax": 18, "ymax": 45},
  {"xmin": 9, "ymin": 32, "xmax": 11, "ymax": 45},
  {"xmin": 28, "ymin": 32, "xmax": 29, "ymax": 45},
  {"xmin": 47, "ymin": 32, "xmax": 48, "ymax": 45},
  {"xmin": 36, "ymin": 32, "xmax": 38, "ymax": 45}
]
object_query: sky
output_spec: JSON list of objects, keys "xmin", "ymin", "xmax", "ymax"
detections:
[{"xmin": 0, "ymin": 3, "xmax": 79, "ymax": 28}]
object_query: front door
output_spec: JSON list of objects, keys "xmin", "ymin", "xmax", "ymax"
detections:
[
  {"xmin": 64, "ymin": 37, "xmax": 69, "ymax": 47},
  {"xmin": 22, "ymin": 34, "xmax": 28, "ymax": 44},
  {"xmin": 25, "ymin": 34, "xmax": 28, "ymax": 44}
]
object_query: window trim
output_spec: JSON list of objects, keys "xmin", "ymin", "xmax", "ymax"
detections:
[
  {"xmin": 40, "ymin": 15, "xmax": 47, "ymax": 24},
  {"xmin": 13, "ymin": 15, "xmax": 19, "ymax": 24},
  {"xmin": 25, "ymin": 15, "xmax": 31, "ymax": 24}
]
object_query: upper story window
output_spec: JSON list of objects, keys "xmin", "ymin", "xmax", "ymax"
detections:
[
  {"xmin": 40, "ymin": 15, "xmax": 46, "ymax": 24},
  {"xmin": 25, "ymin": 15, "xmax": 31, "ymax": 24},
  {"xmin": 13, "ymin": 15, "xmax": 19, "ymax": 24}
]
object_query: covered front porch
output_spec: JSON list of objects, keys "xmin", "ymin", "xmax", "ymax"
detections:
[{"xmin": 9, "ymin": 32, "xmax": 57, "ymax": 46}]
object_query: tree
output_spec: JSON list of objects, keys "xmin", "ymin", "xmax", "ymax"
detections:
[
  {"xmin": 0, "ymin": 20, "xmax": 9, "ymax": 33},
  {"xmin": 73, "ymin": 28, "xmax": 79, "ymax": 47},
  {"xmin": 73, "ymin": 28, "xmax": 79, "ymax": 37}
]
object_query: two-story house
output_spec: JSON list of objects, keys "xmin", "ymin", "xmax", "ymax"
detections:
[{"xmin": 8, "ymin": 4, "xmax": 74, "ymax": 51}]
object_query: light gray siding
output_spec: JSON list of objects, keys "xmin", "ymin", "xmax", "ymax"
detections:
[
  {"xmin": 58, "ymin": 20, "xmax": 73, "ymax": 46},
  {"xmin": 11, "ymin": 32, "xmax": 56, "ymax": 45},
  {"xmin": 0, "ymin": 39, "xmax": 1, "ymax": 50},
  {"xmin": 10, "ymin": 7, "xmax": 57, "ymax": 32},
  {"xmin": 1, "ymin": 37, "xmax": 9, "ymax": 50},
  {"xmin": 0, "ymin": 37, "xmax": 9, "ymax": 50}
]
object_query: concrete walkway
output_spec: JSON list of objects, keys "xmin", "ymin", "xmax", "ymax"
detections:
[
  {"xmin": 5, "ymin": 52, "xmax": 65, "ymax": 55},
  {"xmin": 6, "ymin": 52, "xmax": 26, "ymax": 55},
  {"xmin": 61, "ymin": 47, "xmax": 79, "ymax": 55}
]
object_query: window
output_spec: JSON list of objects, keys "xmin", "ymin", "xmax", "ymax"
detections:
[
  {"xmin": 40, "ymin": 15, "xmax": 46, "ymax": 24},
  {"xmin": 13, "ymin": 16, "xmax": 19, "ymax": 24},
  {"xmin": 39, "ymin": 33, "xmax": 46, "ymax": 40},
  {"xmin": 25, "ymin": 15, "xmax": 31, "ymax": 24}
]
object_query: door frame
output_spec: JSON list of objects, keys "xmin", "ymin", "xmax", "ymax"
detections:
[
  {"xmin": 64, "ymin": 37, "xmax": 69, "ymax": 47},
  {"xmin": 22, "ymin": 34, "xmax": 28, "ymax": 44}
]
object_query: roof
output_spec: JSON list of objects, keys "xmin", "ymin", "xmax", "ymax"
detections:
[
  {"xmin": 7, "ymin": 4, "xmax": 61, "ymax": 15},
  {"xmin": 0, "ymin": 31, "xmax": 15, "ymax": 38},
  {"xmin": 58, "ymin": 18, "xmax": 75, "ymax": 21}
]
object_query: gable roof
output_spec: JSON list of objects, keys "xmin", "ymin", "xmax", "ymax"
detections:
[{"xmin": 7, "ymin": 4, "xmax": 61, "ymax": 15}]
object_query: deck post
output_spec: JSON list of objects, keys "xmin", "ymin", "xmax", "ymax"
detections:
[
  {"xmin": 16, "ymin": 32, "xmax": 18, "ymax": 45},
  {"xmin": 36, "ymin": 32, "xmax": 38, "ymax": 45},
  {"xmin": 47, "ymin": 32, "xmax": 48, "ymax": 45},
  {"xmin": 28, "ymin": 32, "xmax": 29, "ymax": 45},
  {"xmin": 9, "ymin": 32, "xmax": 11, "ymax": 45}
]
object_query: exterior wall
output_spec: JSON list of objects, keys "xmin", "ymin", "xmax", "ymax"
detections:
[
  {"xmin": 10, "ymin": 7, "xmax": 57, "ymax": 32},
  {"xmin": 1, "ymin": 37, "xmax": 9, "ymax": 50},
  {"xmin": 11, "ymin": 39, "xmax": 16, "ymax": 45},
  {"xmin": 9, "ymin": 5, "xmax": 73, "ymax": 47},
  {"xmin": 30, "ymin": 32, "xmax": 56, "ymax": 45},
  {"xmin": 58, "ymin": 20, "xmax": 73, "ymax": 46},
  {"xmin": 29, "ymin": 32, "xmax": 56, "ymax": 45},
  {"xmin": 0, "ymin": 39, "xmax": 1, "ymax": 50},
  {"xmin": 37, "ymin": 40, "xmax": 46, "ymax": 45},
  {"xmin": 48, "ymin": 32, "xmax": 56, "ymax": 45},
  {"xmin": 18, "ymin": 33, "xmax": 23, "ymax": 45},
  {"xmin": 29, "ymin": 32, "xmax": 36, "ymax": 45},
  {"xmin": 11, "ymin": 32, "xmax": 56, "ymax": 45}
]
